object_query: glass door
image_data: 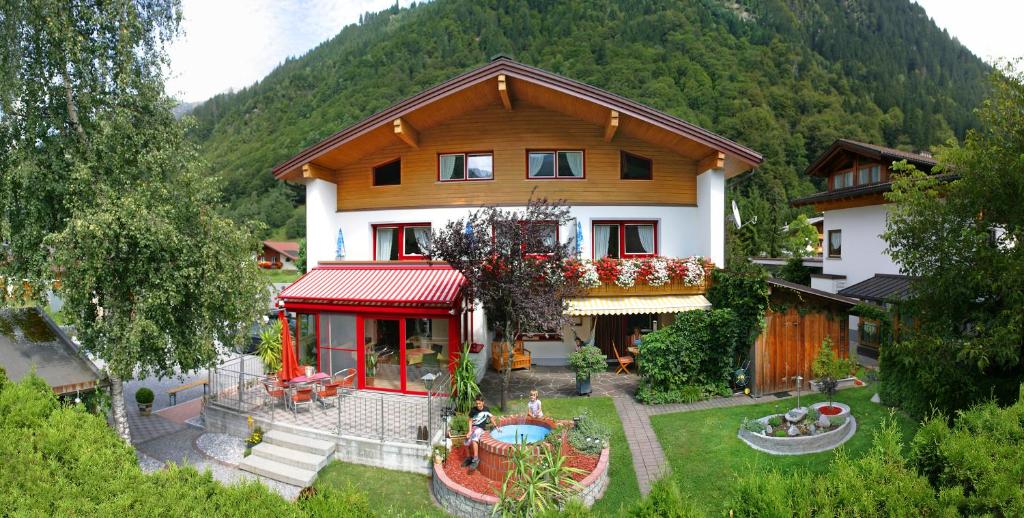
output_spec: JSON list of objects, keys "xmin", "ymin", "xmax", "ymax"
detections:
[
  {"xmin": 363, "ymin": 318, "xmax": 402, "ymax": 390},
  {"xmin": 404, "ymin": 318, "xmax": 450, "ymax": 393}
]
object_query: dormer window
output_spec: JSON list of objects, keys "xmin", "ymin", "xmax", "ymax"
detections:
[
  {"xmin": 832, "ymin": 170, "xmax": 853, "ymax": 190},
  {"xmin": 858, "ymin": 165, "xmax": 881, "ymax": 185}
]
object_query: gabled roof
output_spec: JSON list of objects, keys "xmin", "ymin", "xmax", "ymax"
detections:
[
  {"xmin": 278, "ymin": 263, "xmax": 465, "ymax": 307},
  {"xmin": 767, "ymin": 278, "xmax": 859, "ymax": 306},
  {"xmin": 838, "ymin": 274, "xmax": 914, "ymax": 303},
  {"xmin": 790, "ymin": 173, "xmax": 958, "ymax": 208},
  {"xmin": 272, "ymin": 57, "xmax": 762, "ymax": 180},
  {"xmin": 805, "ymin": 139, "xmax": 938, "ymax": 177},
  {"xmin": 263, "ymin": 240, "xmax": 300, "ymax": 260}
]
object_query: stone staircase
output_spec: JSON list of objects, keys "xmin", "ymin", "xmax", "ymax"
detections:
[{"xmin": 239, "ymin": 429, "xmax": 335, "ymax": 487}]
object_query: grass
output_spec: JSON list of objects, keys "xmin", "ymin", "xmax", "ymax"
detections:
[
  {"xmin": 314, "ymin": 396, "xmax": 639, "ymax": 516},
  {"xmin": 315, "ymin": 461, "xmax": 446, "ymax": 517},
  {"xmin": 260, "ymin": 268, "xmax": 303, "ymax": 284},
  {"xmin": 650, "ymin": 386, "xmax": 918, "ymax": 513}
]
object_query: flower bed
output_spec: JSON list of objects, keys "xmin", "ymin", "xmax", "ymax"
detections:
[
  {"xmin": 562, "ymin": 256, "xmax": 707, "ymax": 289},
  {"xmin": 737, "ymin": 406, "xmax": 857, "ymax": 455}
]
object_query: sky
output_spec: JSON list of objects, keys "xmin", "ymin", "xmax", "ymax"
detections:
[{"xmin": 167, "ymin": 0, "xmax": 1024, "ymax": 104}]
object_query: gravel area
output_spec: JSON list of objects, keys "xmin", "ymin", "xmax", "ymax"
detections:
[
  {"xmin": 136, "ymin": 451, "xmax": 165, "ymax": 473},
  {"xmin": 136, "ymin": 428, "xmax": 302, "ymax": 500},
  {"xmin": 195, "ymin": 432, "xmax": 247, "ymax": 466}
]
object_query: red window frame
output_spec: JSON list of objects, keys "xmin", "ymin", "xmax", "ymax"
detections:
[
  {"xmin": 372, "ymin": 223, "xmax": 432, "ymax": 260},
  {"xmin": 522, "ymin": 220, "xmax": 559, "ymax": 256},
  {"xmin": 437, "ymin": 151, "xmax": 494, "ymax": 182},
  {"xmin": 592, "ymin": 220, "xmax": 658, "ymax": 259},
  {"xmin": 525, "ymin": 150, "xmax": 586, "ymax": 180}
]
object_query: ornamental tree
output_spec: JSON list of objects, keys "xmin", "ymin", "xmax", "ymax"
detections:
[
  {"xmin": 0, "ymin": 1, "xmax": 266, "ymax": 441},
  {"xmin": 427, "ymin": 198, "xmax": 581, "ymax": 411}
]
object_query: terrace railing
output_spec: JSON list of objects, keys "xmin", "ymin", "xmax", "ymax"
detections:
[{"xmin": 207, "ymin": 356, "xmax": 452, "ymax": 447}]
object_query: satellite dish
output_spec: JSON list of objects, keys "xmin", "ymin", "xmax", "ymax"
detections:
[{"xmin": 731, "ymin": 200, "xmax": 743, "ymax": 228}]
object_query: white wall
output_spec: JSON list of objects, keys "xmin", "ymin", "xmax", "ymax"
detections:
[
  {"xmin": 312, "ymin": 205, "xmax": 707, "ymax": 265},
  {"xmin": 821, "ymin": 204, "xmax": 900, "ymax": 286},
  {"xmin": 696, "ymin": 168, "xmax": 726, "ymax": 267},
  {"xmin": 305, "ymin": 178, "xmax": 338, "ymax": 272}
]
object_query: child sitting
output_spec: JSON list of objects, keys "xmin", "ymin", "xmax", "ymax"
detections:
[
  {"xmin": 462, "ymin": 395, "xmax": 492, "ymax": 470},
  {"xmin": 527, "ymin": 389, "xmax": 543, "ymax": 418}
]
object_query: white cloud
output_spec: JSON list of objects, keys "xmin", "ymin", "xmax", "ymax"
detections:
[
  {"xmin": 166, "ymin": 0, "xmax": 411, "ymax": 102},
  {"xmin": 914, "ymin": 0, "xmax": 1024, "ymax": 64}
]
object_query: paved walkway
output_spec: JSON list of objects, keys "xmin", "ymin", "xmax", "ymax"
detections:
[{"xmin": 478, "ymin": 365, "xmax": 800, "ymax": 495}]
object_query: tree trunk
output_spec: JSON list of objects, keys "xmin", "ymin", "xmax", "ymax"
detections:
[
  {"xmin": 500, "ymin": 322, "xmax": 515, "ymax": 412},
  {"xmin": 62, "ymin": 69, "xmax": 87, "ymax": 143},
  {"xmin": 109, "ymin": 374, "xmax": 132, "ymax": 443}
]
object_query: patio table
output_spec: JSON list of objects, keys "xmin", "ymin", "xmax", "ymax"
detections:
[{"xmin": 288, "ymin": 372, "xmax": 330, "ymax": 385}]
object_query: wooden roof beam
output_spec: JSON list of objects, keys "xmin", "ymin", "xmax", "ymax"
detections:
[
  {"xmin": 393, "ymin": 117, "xmax": 419, "ymax": 148},
  {"xmin": 603, "ymin": 110, "xmax": 619, "ymax": 142},
  {"xmin": 698, "ymin": 151, "xmax": 726, "ymax": 172},
  {"xmin": 302, "ymin": 162, "xmax": 336, "ymax": 181},
  {"xmin": 498, "ymin": 74, "xmax": 512, "ymax": 111}
]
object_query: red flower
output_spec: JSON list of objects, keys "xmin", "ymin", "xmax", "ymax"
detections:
[
  {"xmin": 636, "ymin": 258, "xmax": 655, "ymax": 280},
  {"xmin": 666, "ymin": 258, "xmax": 688, "ymax": 281},
  {"xmin": 594, "ymin": 257, "xmax": 620, "ymax": 283},
  {"xmin": 562, "ymin": 259, "xmax": 583, "ymax": 283}
]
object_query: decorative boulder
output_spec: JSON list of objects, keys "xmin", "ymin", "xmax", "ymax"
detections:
[
  {"xmin": 765, "ymin": 424, "xmax": 773, "ymax": 435},
  {"xmin": 787, "ymin": 425, "xmax": 800, "ymax": 437},
  {"xmin": 871, "ymin": 393, "xmax": 881, "ymax": 404},
  {"xmin": 785, "ymin": 407, "xmax": 808, "ymax": 423},
  {"xmin": 809, "ymin": 424, "xmax": 817, "ymax": 435},
  {"xmin": 817, "ymin": 413, "xmax": 832, "ymax": 429}
]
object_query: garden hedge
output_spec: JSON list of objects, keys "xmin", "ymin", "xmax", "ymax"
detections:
[{"xmin": 0, "ymin": 373, "xmax": 375, "ymax": 517}]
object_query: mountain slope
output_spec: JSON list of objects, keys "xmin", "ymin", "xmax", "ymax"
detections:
[{"xmin": 187, "ymin": 0, "xmax": 989, "ymax": 255}]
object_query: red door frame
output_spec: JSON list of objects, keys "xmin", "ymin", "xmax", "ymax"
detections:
[{"xmin": 284, "ymin": 302, "xmax": 460, "ymax": 396}]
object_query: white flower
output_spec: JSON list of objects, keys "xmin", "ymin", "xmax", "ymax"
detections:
[
  {"xmin": 616, "ymin": 260, "xmax": 639, "ymax": 288},
  {"xmin": 579, "ymin": 260, "xmax": 601, "ymax": 288},
  {"xmin": 683, "ymin": 256, "xmax": 705, "ymax": 286},
  {"xmin": 647, "ymin": 258, "xmax": 670, "ymax": 287}
]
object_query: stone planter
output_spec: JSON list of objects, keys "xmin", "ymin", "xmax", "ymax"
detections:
[
  {"xmin": 738, "ymin": 413, "xmax": 856, "ymax": 455},
  {"xmin": 576, "ymin": 374, "xmax": 592, "ymax": 395},
  {"xmin": 138, "ymin": 403, "xmax": 152, "ymax": 416},
  {"xmin": 811, "ymin": 401, "xmax": 851, "ymax": 419}
]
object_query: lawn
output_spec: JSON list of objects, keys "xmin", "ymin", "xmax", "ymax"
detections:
[
  {"xmin": 650, "ymin": 386, "xmax": 918, "ymax": 514},
  {"xmin": 314, "ymin": 396, "xmax": 639, "ymax": 516},
  {"xmin": 315, "ymin": 461, "xmax": 445, "ymax": 517},
  {"xmin": 260, "ymin": 268, "xmax": 303, "ymax": 284}
]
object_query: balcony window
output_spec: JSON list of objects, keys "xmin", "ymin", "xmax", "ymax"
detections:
[
  {"xmin": 374, "ymin": 223, "xmax": 431, "ymax": 260},
  {"xmin": 832, "ymin": 170, "xmax": 853, "ymax": 190},
  {"xmin": 828, "ymin": 229, "xmax": 842, "ymax": 258},
  {"xmin": 439, "ymin": 153, "xmax": 493, "ymax": 181},
  {"xmin": 620, "ymin": 151, "xmax": 653, "ymax": 180},
  {"xmin": 527, "ymin": 150, "xmax": 584, "ymax": 179},
  {"xmin": 523, "ymin": 221, "xmax": 559, "ymax": 255},
  {"xmin": 857, "ymin": 165, "xmax": 881, "ymax": 185},
  {"xmin": 373, "ymin": 159, "xmax": 401, "ymax": 186},
  {"xmin": 593, "ymin": 221, "xmax": 657, "ymax": 258}
]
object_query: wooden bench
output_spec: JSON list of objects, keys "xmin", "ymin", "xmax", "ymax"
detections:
[
  {"xmin": 491, "ymin": 340, "xmax": 531, "ymax": 371},
  {"xmin": 168, "ymin": 379, "xmax": 209, "ymax": 406}
]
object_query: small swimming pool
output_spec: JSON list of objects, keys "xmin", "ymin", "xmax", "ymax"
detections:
[{"xmin": 490, "ymin": 424, "xmax": 551, "ymax": 444}]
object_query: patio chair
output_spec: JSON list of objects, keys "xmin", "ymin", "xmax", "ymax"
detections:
[
  {"xmin": 262, "ymin": 378, "xmax": 285, "ymax": 410},
  {"xmin": 315, "ymin": 381, "xmax": 342, "ymax": 410},
  {"xmin": 288, "ymin": 385, "xmax": 314, "ymax": 415},
  {"xmin": 333, "ymin": 368, "xmax": 356, "ymax": 388},
  {"xmin": 612, "ymin": 342, "xmax": 634, "ymax": 375}
]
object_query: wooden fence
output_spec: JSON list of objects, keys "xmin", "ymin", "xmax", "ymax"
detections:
[{"xmin": 753, "ymin": 308, "xmax": 848, "ymax": 395}]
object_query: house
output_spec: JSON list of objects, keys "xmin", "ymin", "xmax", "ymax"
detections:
[
  {"xmin": 259, "ymin": 240, "xmax": 300, "ymax": 270},
  {"xmin": 0, "ymin": 307, "xmax": 105, "ymax": 397},
  {"xmin": 270, "ymin": 56, "xmax": 762, "ymax": 390},
  {"xmin": 790, "ymin": 139, "xmax": 945, "ymax": 357}
]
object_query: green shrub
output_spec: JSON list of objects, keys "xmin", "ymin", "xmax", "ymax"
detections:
[
  {"xmin": 635, "ymin": 383, "xmax": 725, "ymax": 404},
  {"xmin": 767, "ymin": 415, "xmax": 782, "ymax": 427},
  {"xmin": 741, "ymin": 418, "xmax": 765, "ymax": 433},
  {"xmin": 567, "ymin": 345, "xmax": 607, "ymax": 379},
  {"xmin": 771, "ymin": 428, "xmax": 788, "ymax": 437},
  {"xmin": 622, "ymin": 478, "xmax": 703, "ymax": 517},
  {"xmin": 828, "ymin": 415, "xmax": 846, "ymax": 428},
  {"xmin": 297, "ymin": 483, "xmax": 376, "ymax": 518},
  {"xmin": 636, "ymin": 309, "xmax": 743, "ymax": 403},
  {"xmin": 135, "ymin": 387, "xmax": 155, "ymax": 405},
  {"xmin": 452, "ymin": 343, "xmax": 479, "ymax": 414},
  {"xmin": 449, "ymin": 412, "xmax": 468, "ymax": 436},
  {"xmin": 568, "ymin": 409, "xmax": 611, "ymax": 455}
]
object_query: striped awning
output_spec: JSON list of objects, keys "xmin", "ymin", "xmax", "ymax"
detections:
[
  {"xmin": 278, "ymin": 264, "xmax": 465, "ymax": 307},
  {"xmin": 565, "ymin": 295, "xmax": 711, "ymax": 316}
]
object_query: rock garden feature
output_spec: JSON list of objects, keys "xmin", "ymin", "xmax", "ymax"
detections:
[{"xmin": 737, "ymin": 405, "xmax": 857, "ymax": 455}]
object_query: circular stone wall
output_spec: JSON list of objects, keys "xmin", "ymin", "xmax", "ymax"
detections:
[
  {"xmin": 738, "ymin": 415, "xmax": 857, "ymax": 455},
  {"xmin": 478, "ymin": 415, "xmax": 558, "ymax": 482},
  {"xmin": 431, "ymin": 448, "xmax": 610, "ymax": 518}
]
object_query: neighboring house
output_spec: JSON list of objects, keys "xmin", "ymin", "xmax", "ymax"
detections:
[
  {"xmin": 790, "ymin": 139, "xmax": 942, "ymax": 358},
  {"xmin": 0, "ymin": 307, "xmax": 105, "ymax": 396},
  {"xmin": 259, "ymin": 240, "xmax": 300, "ymax": 270},
  {"xmin": 270, "ymin": 56, "xmax": 761, "ymax": 390}
]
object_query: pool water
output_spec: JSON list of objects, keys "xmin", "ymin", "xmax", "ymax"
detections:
[{"xmin": 490, "ymin": 424, "xmax": 551, "ymax": 444}]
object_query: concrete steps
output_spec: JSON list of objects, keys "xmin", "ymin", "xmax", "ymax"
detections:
[{"xmin": 239, "ymin": 429, "xmax": 334, "ymax": 487}]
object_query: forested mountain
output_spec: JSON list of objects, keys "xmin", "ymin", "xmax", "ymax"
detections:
[{"xmin": 187, "ymin": 0, "xmax": 988, "ymax": 256}]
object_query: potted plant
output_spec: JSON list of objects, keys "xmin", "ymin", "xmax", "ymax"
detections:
[
  {"xmin": 811, "ymin": 337, "xmax": 853, "ymax": 415},
  {"xmin": 365, "ymin": 350, "xmax": 378, "ymax": 385},
  {"xmin": 568, "ymin": 345, "xmax": 606, "ymax": 396},
  {"xmin": 448, "ymin": 412, "xmax": 469, "ymax": 448},
  {"xmin": 452, "ymin": 343, "xmax": 480, "ymax": 413},
  {"xmin": 135, "ymin": 387, "xmax": 154, "ymax": 416}
]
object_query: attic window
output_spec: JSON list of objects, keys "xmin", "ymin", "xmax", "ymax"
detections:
[
  {"xmin": 858, "ymin": 165, "xmax": 881, "ymax": 185},
  {"xmin": 620, "ymin": 152, "xmax": 653, "ymax": 180},
  {"xmin": 373, "ymin": 159, "xmax": 401, "ymax": 186}
]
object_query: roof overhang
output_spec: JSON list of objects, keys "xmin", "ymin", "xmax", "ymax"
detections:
[
  {"xmin": 767, "ymin": 278, "xmax": 859, "ymax": 306},
  {"xmin": 804, "ymin": 139, "xmax": 939, "ymax": 178},
  {"xmin": 272, "ymin": 58, "xmax": 762, "ymax": 181},
  {"xmin": 278, "ymin": 262, "xmax": 465, "ymax": 308}
]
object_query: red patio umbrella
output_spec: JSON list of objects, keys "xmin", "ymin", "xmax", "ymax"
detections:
[{"xmin": 277, "ymin": 310, "xmax": 302, "ymax": 381}]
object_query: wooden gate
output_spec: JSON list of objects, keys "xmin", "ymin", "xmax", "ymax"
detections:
[{"xmin": 753, "ymin": 308, "xmax": 848, "ymax": 395}]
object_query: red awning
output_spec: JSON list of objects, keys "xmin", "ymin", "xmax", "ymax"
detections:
[{"xmin": 278, "ymin": 264, "xmax": 466, "ymax": 307}]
